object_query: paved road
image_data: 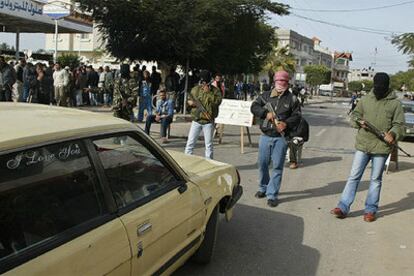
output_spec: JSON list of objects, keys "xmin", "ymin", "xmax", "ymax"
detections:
[{"xmin": 166, "ymin": 99, "xmax": 414, "ymax": 276}]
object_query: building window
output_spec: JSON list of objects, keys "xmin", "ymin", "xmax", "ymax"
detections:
[{"xmin": 80, "ymin": 34, "xmax": 90, "ymax": 40}]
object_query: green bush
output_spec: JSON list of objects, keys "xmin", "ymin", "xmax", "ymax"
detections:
[{"xmin": 57, "ymin": 54, "xmax": 80, "ymax": 69}]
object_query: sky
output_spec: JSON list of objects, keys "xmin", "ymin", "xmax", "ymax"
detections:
[{"xmin": 0, "ymin": 0, "xmax": 413, "ymax": 73}]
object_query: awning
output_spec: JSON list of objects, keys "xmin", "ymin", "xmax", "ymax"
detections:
[{"xmin": 0, "ymin": 0, "xmax": 92, "ymax": 33}]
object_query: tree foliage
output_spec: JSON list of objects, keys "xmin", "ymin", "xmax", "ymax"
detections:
[
  {"xmin": 77, "ymin": 0, "xmax": 289, "ymax": 74},
  {"xmin": 57, "ymin": 54, "xmax": 80, "ymax": 69},
  {"xmin": 304, "ymin": 65, "xmax": 331, "ymax": 87},
  {"xmin": 361, "ymin": 80, "xmax": 373, "ymax": 92},
  {"xmin": 390, "ymin": 69, "xmax": 414, "ymax": 91},
  {"xmin": 264, "ymin": 45, "xmax": 296, "ymax": 81},
  {"xmin": 392, "ymin": 33, "xmax": 414, "ymax": 67},
  {"xmin": 348, "ymin": 81, "xmax": 363, "ymax": 92},
  {"xmin": 0, "ymin": 42, "xmax": 15, "ymax": 51}
]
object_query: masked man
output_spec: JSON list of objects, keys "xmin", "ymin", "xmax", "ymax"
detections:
[
  {"xmin": 331, "ymin": 72, "xmax": 405, "ymax": 222},
  {"xmin": 250, "ymin": 70, "xmax": 301, "ymax": 207}
]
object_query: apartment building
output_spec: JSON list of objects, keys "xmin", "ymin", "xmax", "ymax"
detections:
[
  {"xmin": 275, "ymin": 29, "xmax": 315, "ymax": 85},
  {"xmin": 349, "ymin": 67, "xmax": 375, "ymax": 82},
  {"xmin": 44, "ymin": 0, "xmax": 105, "ymax": 62}
]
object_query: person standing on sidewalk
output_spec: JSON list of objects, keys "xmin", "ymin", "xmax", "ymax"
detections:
[
  {"xmin": 137, "ymin": 70, "xmax": 152, "ymax": 122},
  {"xmin": 113, "ymin": 64, "xmax": 138, "ymax": 121},
  {"xmin": 13, "ymin": 58, "xmax": 25, "ymax": 102},
  {"xmin": 331, "ymin": 72, "xmax": 405, "ymax": 222},
  {"xmin": 185, "ymin": 70, "xmax": 222, "ymax": 159},
  {"xmin": 0, "ymin": 56, "xmax": 16, "ymax": 102},
  {"xmin": 250, "ymin": 70, "xmax": 301, "ymax": 207},
  {"xmin": 150, "ymin": 65, "xmax": 161, "ymax": 96},
  {"xmin": 52, "ymin": 62, "xmax": 69, "ymax": 106}
]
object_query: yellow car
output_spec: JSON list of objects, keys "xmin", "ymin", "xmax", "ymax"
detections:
[{"xmin": 0, "ymin": 103, "xmax": 242, "ymax": 276}]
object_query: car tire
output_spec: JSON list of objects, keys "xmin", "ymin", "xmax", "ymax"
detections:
[{"xmin": 191, "ymin": 205, "xmax": 219, "ymax": 264}]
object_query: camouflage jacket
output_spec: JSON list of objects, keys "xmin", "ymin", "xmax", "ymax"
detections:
[
  {"xmin": 188, "ymin": 85, "xmax": 222, "ymax": 124},
  {"xmin": 112, "ymin": 77, "xmax": 139, "ymax": 109}
]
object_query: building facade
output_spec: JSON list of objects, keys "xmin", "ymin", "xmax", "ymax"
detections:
[
  {"xmin": 275, "ymin": 29, "xmax": 315, "ymax": 85},
  {"xmin": 332, "ymin": 52, "xmax": 353, "ymax": 90},
  {"xmin": 312, "ymin": 37, "xmax": 333, "ymax": 68},
  {"xmin": 44, "ymin": 0, "xmax": 104, "ymax": 63},
  {"xmin": 349, "ymin": 67, "xmax": 375, "ymax": 82}
]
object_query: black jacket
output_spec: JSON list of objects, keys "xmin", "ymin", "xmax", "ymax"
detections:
[{"xmin": 251, "ymin": 90, "xmax": 301, "ymax": 137}]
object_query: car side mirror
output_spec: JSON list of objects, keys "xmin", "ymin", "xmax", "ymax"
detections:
[{"xmin": 177, "ymin": 182, "xmax": 187, "ymax": 194}]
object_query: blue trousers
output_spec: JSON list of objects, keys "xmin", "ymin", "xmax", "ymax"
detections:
[
  {"xmin": 138, "ymin": 96, "xmax": 153, "ymax": 122},
  {"xmin": 337, "ymin": 150, "xmax": 387, "ymax": 214},
  {"xmin": 258, "ymin": 135, "xmax": 288, "ymax": 200}
]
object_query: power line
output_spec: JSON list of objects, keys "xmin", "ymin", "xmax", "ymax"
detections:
[
  {"xmin": 291, "ymin": 0, "xmax": 414, "ymax": 13},
  {"xmin": 291, "ymin": 13, "xmax": 403, "ymax": 35}
]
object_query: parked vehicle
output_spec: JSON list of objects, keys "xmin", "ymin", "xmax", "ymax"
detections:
[
  {"xmin": 401, "ymin": 100, "xmax": 414, "ymax": 139},
  {"xmin": 0, "ymin": 103, "xmax": 242, "ymax": 275},
  {"xmin": 319, "ymin": 84, "xmax": 336, "ymax": 97}
]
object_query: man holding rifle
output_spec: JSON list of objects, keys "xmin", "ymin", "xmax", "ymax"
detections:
[
  {"xmin": 185, "ymin": 70, "xmax": 222, "ymax": 159},
  {"xmin": 332, "ymin": 72, "xmax": 406, "ymax": 222},
  {"xmin": 251, "ymin": 70, "xmax": 301, "ymax": 207},
  {"xmin": 112, "ymin": 64, "xmax": 138, "ymax": 121}
]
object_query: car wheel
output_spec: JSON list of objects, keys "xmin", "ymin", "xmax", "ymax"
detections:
[{"xmin": 191, "ymin": 205, "xmax": 219, "ymax": 264}]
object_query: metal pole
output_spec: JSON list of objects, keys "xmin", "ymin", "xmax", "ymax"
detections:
[
  {"xmin": 183, "ymin": 58, "xmax": 190, "ymax": 116},
  {"xmin": 15, "ymin": 28, "xmax": 20, "ymax": 61},
  {"xmin": 54, "ymin": 19, "xmax": 58, "ymax": 63},
  {"xmin": 78, "ymin": 35, "xmax": 81, "ymax": 57}
]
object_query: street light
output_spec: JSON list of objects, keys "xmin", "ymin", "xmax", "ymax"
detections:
[{"xmin": 43, "ymin": 1, "xmax": 71, "ymax": 63}]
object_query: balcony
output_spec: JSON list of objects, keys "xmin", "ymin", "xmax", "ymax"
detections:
[{"xmin": 334, "ymin": 63, "xmax": 349, "ymax": 72}]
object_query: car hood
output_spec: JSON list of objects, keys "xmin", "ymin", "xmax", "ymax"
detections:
[
  {"xmin": 166, "ymin": 150, "xmax": 233, "ymax": 177},
  {"xmin": 405, "ymin": 113, "xmax": 414, "ymax": 125}
]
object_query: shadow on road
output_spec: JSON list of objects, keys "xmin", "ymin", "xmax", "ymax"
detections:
[
  {"xmin": 279, "ymin": 181, "xmax": 370, "ymax": 204},
  {"xmin": 174, "ymin": 204, "xmax": 320, "ymax": 276},
  {"xmin": 348, "ymin": 192, "xmax": 414, "ymax": 218},
  {"xmin": 300, "ymin": 156, "xmax": 343, "ymax": 167},
  {"xmin": 236, "ymin": 156, "xmax": 343, "ymax": 171},
  {"xmin": 395, "ymin": 161, "xmax": 414, "ymax": 172}
]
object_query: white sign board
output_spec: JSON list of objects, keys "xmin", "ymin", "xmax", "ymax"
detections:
[
  {"xmin": 215, "ymin": 99, "xmax": 254, "ymax": 127},
  {"xmin": 43, "ymin": 2, "xmax": 70, "ymax": 19},
  {"xmin": 0, "ymin": 0, "xmax": 43, "ymax": 16}
]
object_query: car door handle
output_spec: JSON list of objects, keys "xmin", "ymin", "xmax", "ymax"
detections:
[{"xmin": 137, "ymin": 222, "xmax": 152, "ymax": 236}]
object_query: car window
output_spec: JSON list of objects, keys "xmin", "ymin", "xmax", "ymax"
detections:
[
  {"xmin": 0, "ymin": 141, "xmax": 108, "ymax": 265},
  {"xmin": 92, "ymin": 135, "xmax": 177, "ymax": 209},
  {"xmin": 402, "ymin": 102, "xmax": 414, "ymax": 114}
]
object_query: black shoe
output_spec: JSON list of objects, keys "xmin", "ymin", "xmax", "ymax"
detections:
[
  {"xmin": 255, "ymin": 191, "xmax": 266, "ymax": 198},
  {"xmin": 267, "ymin": 199, "xmax": 278, "ymax": 207}
]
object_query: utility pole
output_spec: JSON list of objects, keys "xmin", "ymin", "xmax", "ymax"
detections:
[{"xmin": 54, "ymin": 19, "xmax": 58, "ymax": 63}]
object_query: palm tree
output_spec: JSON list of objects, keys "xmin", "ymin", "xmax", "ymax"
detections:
[
  {"xmin": 263, "ymin": 45, "xmax": 296, "ymax": 82},
  {"xmin": 392, "ymin": 33, "xmax": 414, "ymax": 67}
]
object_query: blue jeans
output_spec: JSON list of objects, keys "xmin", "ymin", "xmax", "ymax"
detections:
[
  {"xmin": 337, "ymin": 150, "xmax": 388, "ymax": 214},
  {"xmin": 185, "ymin": 121, "xmax": 214, "ymax": 159},
  {"xmin": 145, "ymin": 115, "xmax": 172, "ymax": 138},
  {"xmin": 89, "ymin": 92, "xmax": 98, "ymax": 106},
  {"xmin": 21, "ymin": 82, "xmax": 30, "ymax": 102},
  {"xmin": 138, "ymin": 96, "xmax": 153, "ymax": 121},
  {"xmin": 258, "ymin": 135, "xmax": 288, "ymax": 200}
]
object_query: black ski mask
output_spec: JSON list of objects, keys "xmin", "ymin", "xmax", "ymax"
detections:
[
  {"xmin": 373, "ymin": 72, "xmax": 390, "ymax": 100},
  {"xmin": 120, "ymin": 64, "xmax": 130, "ymax": 79}
]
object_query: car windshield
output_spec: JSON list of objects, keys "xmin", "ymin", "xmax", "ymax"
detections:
[{"xmin": 402, "ymin": 102, "xmax": 414, "ymax": 114}]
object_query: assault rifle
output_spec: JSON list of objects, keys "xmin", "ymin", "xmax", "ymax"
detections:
[
  {"xmin": 263, "ymin": 101, "xmax": 285, "ymax": 136},
  {"xmin": 355, "ymin": 118, "xmax": 411, "ymax": 157},
  {"xmin": 190, "ymin": 94, "xmax": 214, "ymax": 123}
]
